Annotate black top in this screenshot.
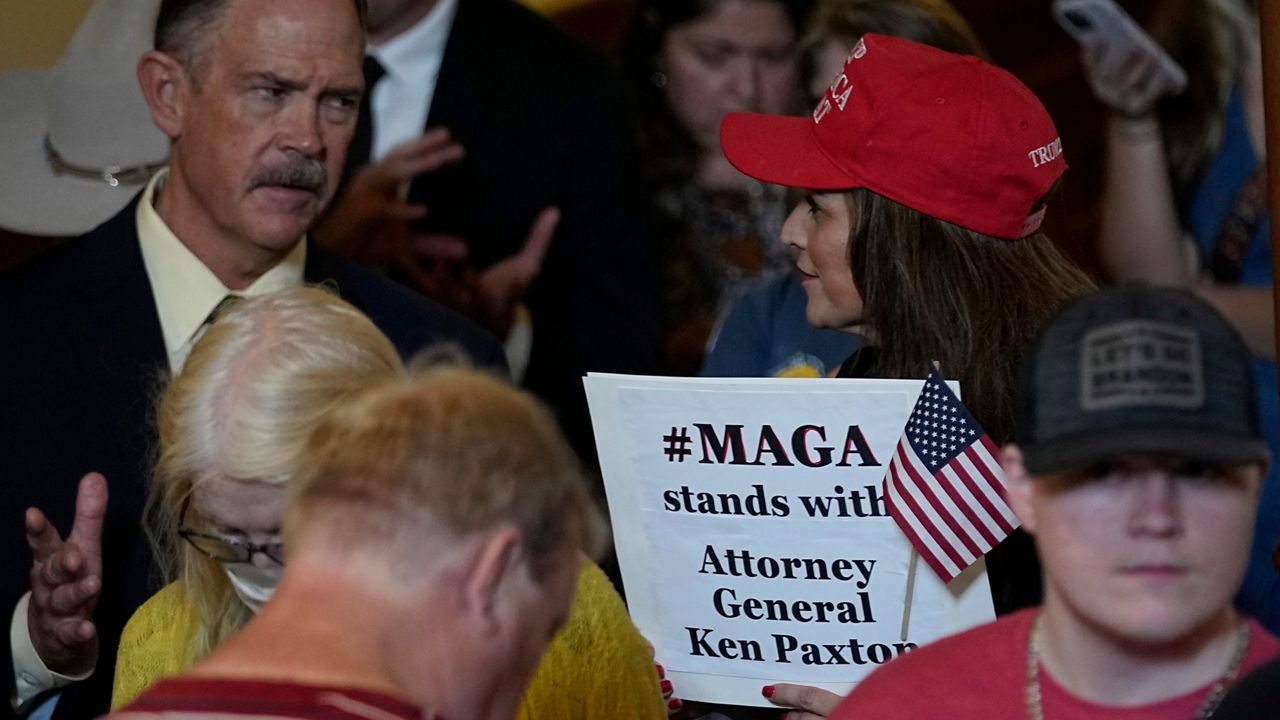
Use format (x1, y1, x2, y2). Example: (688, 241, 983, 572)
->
(1214, 657, 1280, 720)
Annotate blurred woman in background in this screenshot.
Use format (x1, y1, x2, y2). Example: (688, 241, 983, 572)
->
(623, 0, 812, 375)
(1086, 0, 1278, 632)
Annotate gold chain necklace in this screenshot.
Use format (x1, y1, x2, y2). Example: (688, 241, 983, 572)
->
(1025, 614, 1250, 720)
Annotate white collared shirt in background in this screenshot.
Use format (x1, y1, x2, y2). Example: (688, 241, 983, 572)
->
(367, 0, 459, 161)
(360, 0, 531, 380)
(135, 169, 306, 371)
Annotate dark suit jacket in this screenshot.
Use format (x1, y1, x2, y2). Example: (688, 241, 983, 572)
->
(404, 0, 660, 459)
(0, 198, 503, 719)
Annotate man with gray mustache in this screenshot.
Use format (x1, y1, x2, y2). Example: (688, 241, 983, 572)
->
(248, 159, 329, 201)
(0, 1, 503, 717)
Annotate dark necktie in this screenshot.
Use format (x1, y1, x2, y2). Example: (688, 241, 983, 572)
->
(341, 54, 387, 188)
(176, 294, 243, 371)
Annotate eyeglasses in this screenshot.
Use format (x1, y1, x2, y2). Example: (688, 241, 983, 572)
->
(177, 496, 285, 566)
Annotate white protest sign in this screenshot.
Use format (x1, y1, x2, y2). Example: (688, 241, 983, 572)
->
(585, 374, 995, 706)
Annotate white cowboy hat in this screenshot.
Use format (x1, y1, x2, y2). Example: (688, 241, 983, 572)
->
(0, 0, 169, 236)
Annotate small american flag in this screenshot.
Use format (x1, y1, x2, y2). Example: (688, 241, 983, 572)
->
(882, 368, 1019, 582)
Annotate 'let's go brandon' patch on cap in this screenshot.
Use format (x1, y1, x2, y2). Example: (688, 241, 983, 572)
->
(1081, 320, 1203, 411)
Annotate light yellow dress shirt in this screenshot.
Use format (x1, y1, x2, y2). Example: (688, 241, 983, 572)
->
(135, 169, 306, 372)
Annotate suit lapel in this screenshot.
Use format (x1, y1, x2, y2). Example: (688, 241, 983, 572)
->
(72, 199, 169, 399)
(304, 238, 350, 288)
(425, 0, 479, 130)
(65, 201, 170, 668)
(414, 0, 508, 244)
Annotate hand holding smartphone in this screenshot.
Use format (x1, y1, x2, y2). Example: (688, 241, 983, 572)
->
(1053, 0, 1187, 115)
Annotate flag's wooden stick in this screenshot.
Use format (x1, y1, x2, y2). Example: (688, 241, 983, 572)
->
(901, 546, 918, 642)
(1263, 0, 1280, 371)
(899, 362, 946, 641)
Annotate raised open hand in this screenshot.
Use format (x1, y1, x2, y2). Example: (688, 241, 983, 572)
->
(472, 206, 559, 336)
(316, 127, 465, 267)
(26, 472, 108, 676)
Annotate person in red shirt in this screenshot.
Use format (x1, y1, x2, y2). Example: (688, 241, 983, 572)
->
(825, 285, 1279, 719)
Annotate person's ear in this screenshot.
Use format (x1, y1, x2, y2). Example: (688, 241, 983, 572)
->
(460, 526, 524, 635)
(137, 50, 188, 140)
(1001, 444, 1037, 534)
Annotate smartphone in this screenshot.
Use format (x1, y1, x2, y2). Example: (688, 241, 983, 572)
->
(1052, 0, 1187, 95)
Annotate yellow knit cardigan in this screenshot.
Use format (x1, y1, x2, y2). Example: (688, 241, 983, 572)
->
(112, 561, 665, 719)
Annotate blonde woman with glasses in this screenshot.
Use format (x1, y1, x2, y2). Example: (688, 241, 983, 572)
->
(112, 287, 665, 719)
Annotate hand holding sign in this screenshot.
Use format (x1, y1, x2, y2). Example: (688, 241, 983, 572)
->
(763, 683, 841, 720)
(26, 472, 107, 675)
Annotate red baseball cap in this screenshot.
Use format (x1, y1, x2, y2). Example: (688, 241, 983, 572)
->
(720, 34, 1065, 240)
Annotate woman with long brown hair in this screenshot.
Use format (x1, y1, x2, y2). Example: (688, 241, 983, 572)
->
(719, 31, 1095, 717)
(622, 0, 813, 374)
(700, 0, 989, 380)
